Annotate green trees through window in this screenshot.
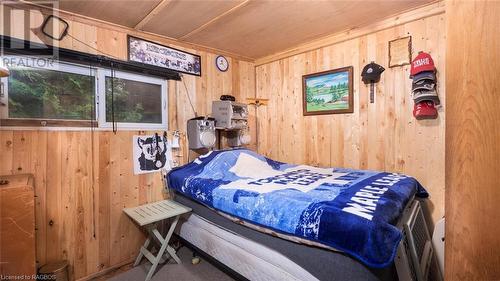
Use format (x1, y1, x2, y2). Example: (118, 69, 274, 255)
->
(105, 77, 162, 124)
(4, 62, 167, 128)
(8, 68, 94, 120)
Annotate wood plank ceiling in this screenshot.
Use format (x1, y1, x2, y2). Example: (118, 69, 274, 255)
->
(40, 0, 434, 60)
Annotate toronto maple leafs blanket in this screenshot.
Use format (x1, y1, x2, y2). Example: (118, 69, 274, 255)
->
(167, 149, 428, 268)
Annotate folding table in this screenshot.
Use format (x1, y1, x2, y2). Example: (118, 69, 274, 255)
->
(123, 200, 192, 281)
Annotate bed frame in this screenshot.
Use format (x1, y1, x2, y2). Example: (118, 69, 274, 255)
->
(175, 235, 249, 281)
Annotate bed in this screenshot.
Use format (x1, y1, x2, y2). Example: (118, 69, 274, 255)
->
(167, 149, 434, 281)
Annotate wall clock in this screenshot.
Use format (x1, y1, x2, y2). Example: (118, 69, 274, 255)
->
(216, 55, 229, 72)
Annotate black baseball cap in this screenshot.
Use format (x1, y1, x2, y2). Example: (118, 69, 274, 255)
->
(361, 62, 385, 84)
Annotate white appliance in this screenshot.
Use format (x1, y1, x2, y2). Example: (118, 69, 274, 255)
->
(187, 117, 216, 150)
(395, 200, 442, 281)
(211, 100, 248, 129)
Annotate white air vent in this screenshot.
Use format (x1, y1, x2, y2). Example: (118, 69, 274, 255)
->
(395, 200, 441, 281)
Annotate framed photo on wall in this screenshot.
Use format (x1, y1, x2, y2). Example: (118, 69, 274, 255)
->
(127, 35, 201, 76)
(388, 36, 412, 68)
(302, 66, 354, 115)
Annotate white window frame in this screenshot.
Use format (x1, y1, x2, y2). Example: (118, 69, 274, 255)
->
(97, 69, 168, 130)
(1, 56, 169, 130)
(0, 76, 8, 119)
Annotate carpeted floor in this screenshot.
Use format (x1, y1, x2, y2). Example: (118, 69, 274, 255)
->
(108, 246, 235, 281)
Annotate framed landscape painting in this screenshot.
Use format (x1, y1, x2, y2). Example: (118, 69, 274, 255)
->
(302, 66, 353, 115)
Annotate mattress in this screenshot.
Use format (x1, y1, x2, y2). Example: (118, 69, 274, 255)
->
(176, 212, 318, 281)
(167, 149, 427, 268)
(174, 193, 397, 281)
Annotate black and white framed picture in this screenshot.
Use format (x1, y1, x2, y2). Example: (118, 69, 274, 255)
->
(128, 35, 201, 76)
(133, 134, 172, 175)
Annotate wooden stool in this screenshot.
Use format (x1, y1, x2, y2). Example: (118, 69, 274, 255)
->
(123, 200, 191, 281)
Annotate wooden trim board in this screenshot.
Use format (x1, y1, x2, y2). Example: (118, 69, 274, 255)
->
(134, 0, 174, 30)
(1, 119, 97, 127)
(75, 257, 135, 281)
(178, 0, 251, 40)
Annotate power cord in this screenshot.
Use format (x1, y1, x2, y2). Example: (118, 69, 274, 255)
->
(180, 74, 197, 117)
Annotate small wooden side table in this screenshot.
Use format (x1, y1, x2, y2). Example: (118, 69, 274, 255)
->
(123, 200, 191, 281)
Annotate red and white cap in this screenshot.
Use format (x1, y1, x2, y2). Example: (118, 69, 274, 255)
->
(410, 52, 435, 77)
(413, 101, 438, 120)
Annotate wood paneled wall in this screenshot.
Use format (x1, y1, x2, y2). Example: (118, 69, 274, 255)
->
(0, 3, 255, 280)
(1, 2, 452, 280)
(0, 131, 176, 279)
(255, 13, 446, 223)
(445, 0, 500, 280)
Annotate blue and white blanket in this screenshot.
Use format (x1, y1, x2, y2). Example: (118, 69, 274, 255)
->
(167, 149, 428, 268)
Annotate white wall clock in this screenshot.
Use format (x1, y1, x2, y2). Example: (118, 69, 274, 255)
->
(216, 55, 229, 72)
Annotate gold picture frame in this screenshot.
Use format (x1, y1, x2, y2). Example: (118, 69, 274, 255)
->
(388, 36, 412, 68)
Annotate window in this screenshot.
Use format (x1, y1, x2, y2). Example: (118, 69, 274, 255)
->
(1, 60, 96, 124)
(0, 58, 167, 129)
(99, 70, 167, 129)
